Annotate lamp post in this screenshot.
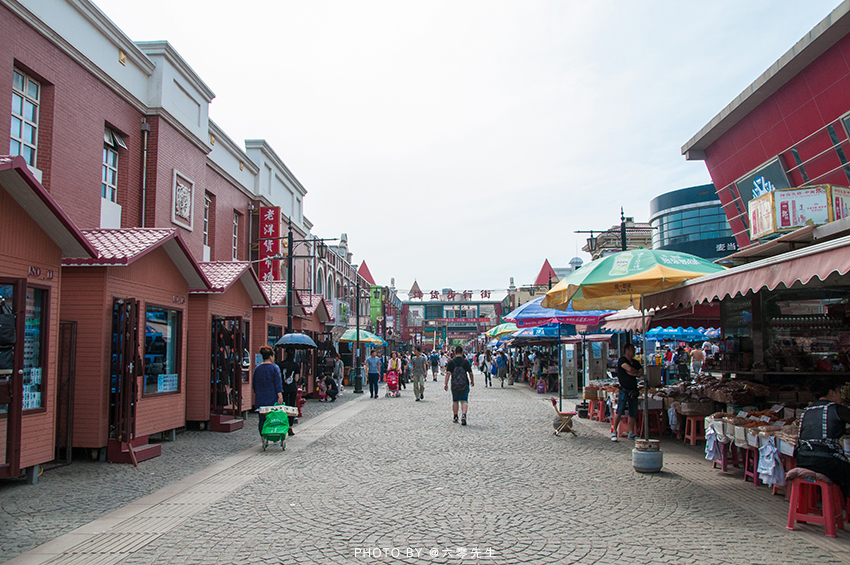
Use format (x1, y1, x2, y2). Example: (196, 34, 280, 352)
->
(353, 271, 364, 394)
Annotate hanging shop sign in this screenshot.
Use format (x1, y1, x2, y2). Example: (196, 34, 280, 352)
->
(258, 206, 280, 282)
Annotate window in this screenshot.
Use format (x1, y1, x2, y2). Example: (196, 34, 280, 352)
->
(232, 212, 239, 260)
(102, 147, 118, 201)
(327, 274, 334, 300)
(144, 306, 180, 394)
(10, 69, 40, 166)
(316, 269, 324, 295)
(203, 196, 211, 246)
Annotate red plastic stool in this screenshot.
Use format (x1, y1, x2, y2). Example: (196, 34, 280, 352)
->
(786, 467, 845, 538)
(588, 400, 600, 421)
(743, 446, 761, 486)
(683, 416, 705, 446)
(637, 409, 663, 437)
(713, 442, 742, 472)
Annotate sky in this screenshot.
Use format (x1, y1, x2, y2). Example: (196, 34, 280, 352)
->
(95, 0, 841, 294)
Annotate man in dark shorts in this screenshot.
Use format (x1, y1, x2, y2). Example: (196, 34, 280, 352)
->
(444, 345, 474, 425)
(277, 348, 301, 436)
(612, 343, 643, 442)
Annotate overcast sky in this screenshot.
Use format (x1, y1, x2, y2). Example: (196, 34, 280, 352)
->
(97, 0, 840, 294)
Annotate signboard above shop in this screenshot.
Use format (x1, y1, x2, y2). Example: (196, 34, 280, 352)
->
(748, 184, 846, 240)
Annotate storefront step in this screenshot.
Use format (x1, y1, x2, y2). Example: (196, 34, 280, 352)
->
(105, 438, 162, 464)
(209, 414, 244, 433)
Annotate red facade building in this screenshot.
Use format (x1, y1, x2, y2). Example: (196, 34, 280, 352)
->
(683, 1, 850, 247)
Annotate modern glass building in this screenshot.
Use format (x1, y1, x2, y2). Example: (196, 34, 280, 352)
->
(649, 184, 737, 261)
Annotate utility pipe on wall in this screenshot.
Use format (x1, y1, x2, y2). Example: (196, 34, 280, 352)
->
(140, 119, 151, 228)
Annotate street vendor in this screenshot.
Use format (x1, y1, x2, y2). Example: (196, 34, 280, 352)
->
(795, 378, 850, 497)
(611, 343, 643, 442)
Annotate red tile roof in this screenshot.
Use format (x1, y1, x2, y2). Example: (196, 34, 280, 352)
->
(195, 261, 250, 292)
(0, 155, 96, 259)
(261, 281, 288, 306)
(297, 292, 332, 321)
(65, 228, 173, 265)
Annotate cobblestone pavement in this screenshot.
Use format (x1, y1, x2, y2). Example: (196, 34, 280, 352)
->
(4, 376, 850, 564)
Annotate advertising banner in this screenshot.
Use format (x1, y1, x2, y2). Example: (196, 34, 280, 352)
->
(833, 186, 850, 221)
(258, 206, 280, 281)
(748, 193, 776, 240)
(774, 186, 830, 229)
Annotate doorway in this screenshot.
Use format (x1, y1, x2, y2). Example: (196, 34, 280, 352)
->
(210, 316, 243, 417)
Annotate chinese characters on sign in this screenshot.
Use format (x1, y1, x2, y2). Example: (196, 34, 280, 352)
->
(258, 206, 280, 282)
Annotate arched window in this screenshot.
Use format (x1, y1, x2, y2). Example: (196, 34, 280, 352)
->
(327, 274, 334, 300)
(316, 268, 324, 295)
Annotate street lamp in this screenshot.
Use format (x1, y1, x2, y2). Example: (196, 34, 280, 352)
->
(352, 269, 367, 394)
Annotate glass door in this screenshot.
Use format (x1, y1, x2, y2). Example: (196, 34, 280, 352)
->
(210, 316, 243, 416)
(110, 298, 139, 444)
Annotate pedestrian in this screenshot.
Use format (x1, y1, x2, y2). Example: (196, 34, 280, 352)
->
(323, 372, 339, 402)
(480, 350, 493, 387)
(795, 378, 850, 498)
(366, 349, 382, 398)
(430, 350, 440, 381)
(496, 350, 509, 387)
(277, 347, 301, 436)
(690, 346, 705, 376)
(333, 352, 344, 393)
(675, 346, 690, 380)
(611, 343, 643, 442)
(252, 345, 283, 438)
(444, 345, 474, 425)
(410, 346, 428, 401)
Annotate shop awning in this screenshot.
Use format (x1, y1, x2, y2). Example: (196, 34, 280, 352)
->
(645, 233, 850, 310)
(600, 307, 653, 333)
(561, 334, 613, 344)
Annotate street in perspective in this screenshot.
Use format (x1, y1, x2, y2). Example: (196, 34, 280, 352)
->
(4, 0, 850, 564)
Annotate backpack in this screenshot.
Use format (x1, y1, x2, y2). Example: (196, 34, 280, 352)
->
(449, 360, 469, 393)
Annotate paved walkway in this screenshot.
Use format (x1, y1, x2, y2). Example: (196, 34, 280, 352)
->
(2, 375, 849, 564)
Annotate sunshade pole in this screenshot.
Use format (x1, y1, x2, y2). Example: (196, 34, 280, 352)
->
(641, 294, 649, 441)
(558, 323, 562, 412)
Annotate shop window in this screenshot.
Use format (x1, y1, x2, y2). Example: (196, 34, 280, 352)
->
(10, 69, 40, 166)
(22, 288, 46, 410)
(144, 306, 180, 394)
(241, 319, 250, 382)
(268, 325, 282, 348)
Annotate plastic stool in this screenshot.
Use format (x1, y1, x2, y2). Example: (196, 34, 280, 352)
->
(683, 416, 705, 446)
(743, 446, 761, 486)
(713, 442, 742, 472)
(786, 467, 845, 538)
(588, 400, 601, 421)
(637, 409, 663, 437)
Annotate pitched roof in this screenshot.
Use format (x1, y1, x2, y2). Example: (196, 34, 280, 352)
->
(358, 261, 376, 285)
(533, 259, 558, 287)
(409, 280, 422, 295)
(190, 261, 269, 305)
(296, 292, 332, 322)
(0, 155, 96, 258)
(62, 228, 209, 288)
(259, 281, 306, 315)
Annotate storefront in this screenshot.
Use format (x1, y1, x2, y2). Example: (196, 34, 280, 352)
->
(646, 228, 850, 392)
(0, 156, 96, 481)
(292, 292, 331, 395)
(187, 262, 269, 432)
(61, 228, 209, 464)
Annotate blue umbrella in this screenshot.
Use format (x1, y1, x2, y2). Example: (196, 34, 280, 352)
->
(275, 333, 317, 349)
(511, 323, 576, 340)
(504, 297, 615, 328)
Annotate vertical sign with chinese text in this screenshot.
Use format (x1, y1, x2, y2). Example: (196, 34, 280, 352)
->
(258, 207, 280, 281)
